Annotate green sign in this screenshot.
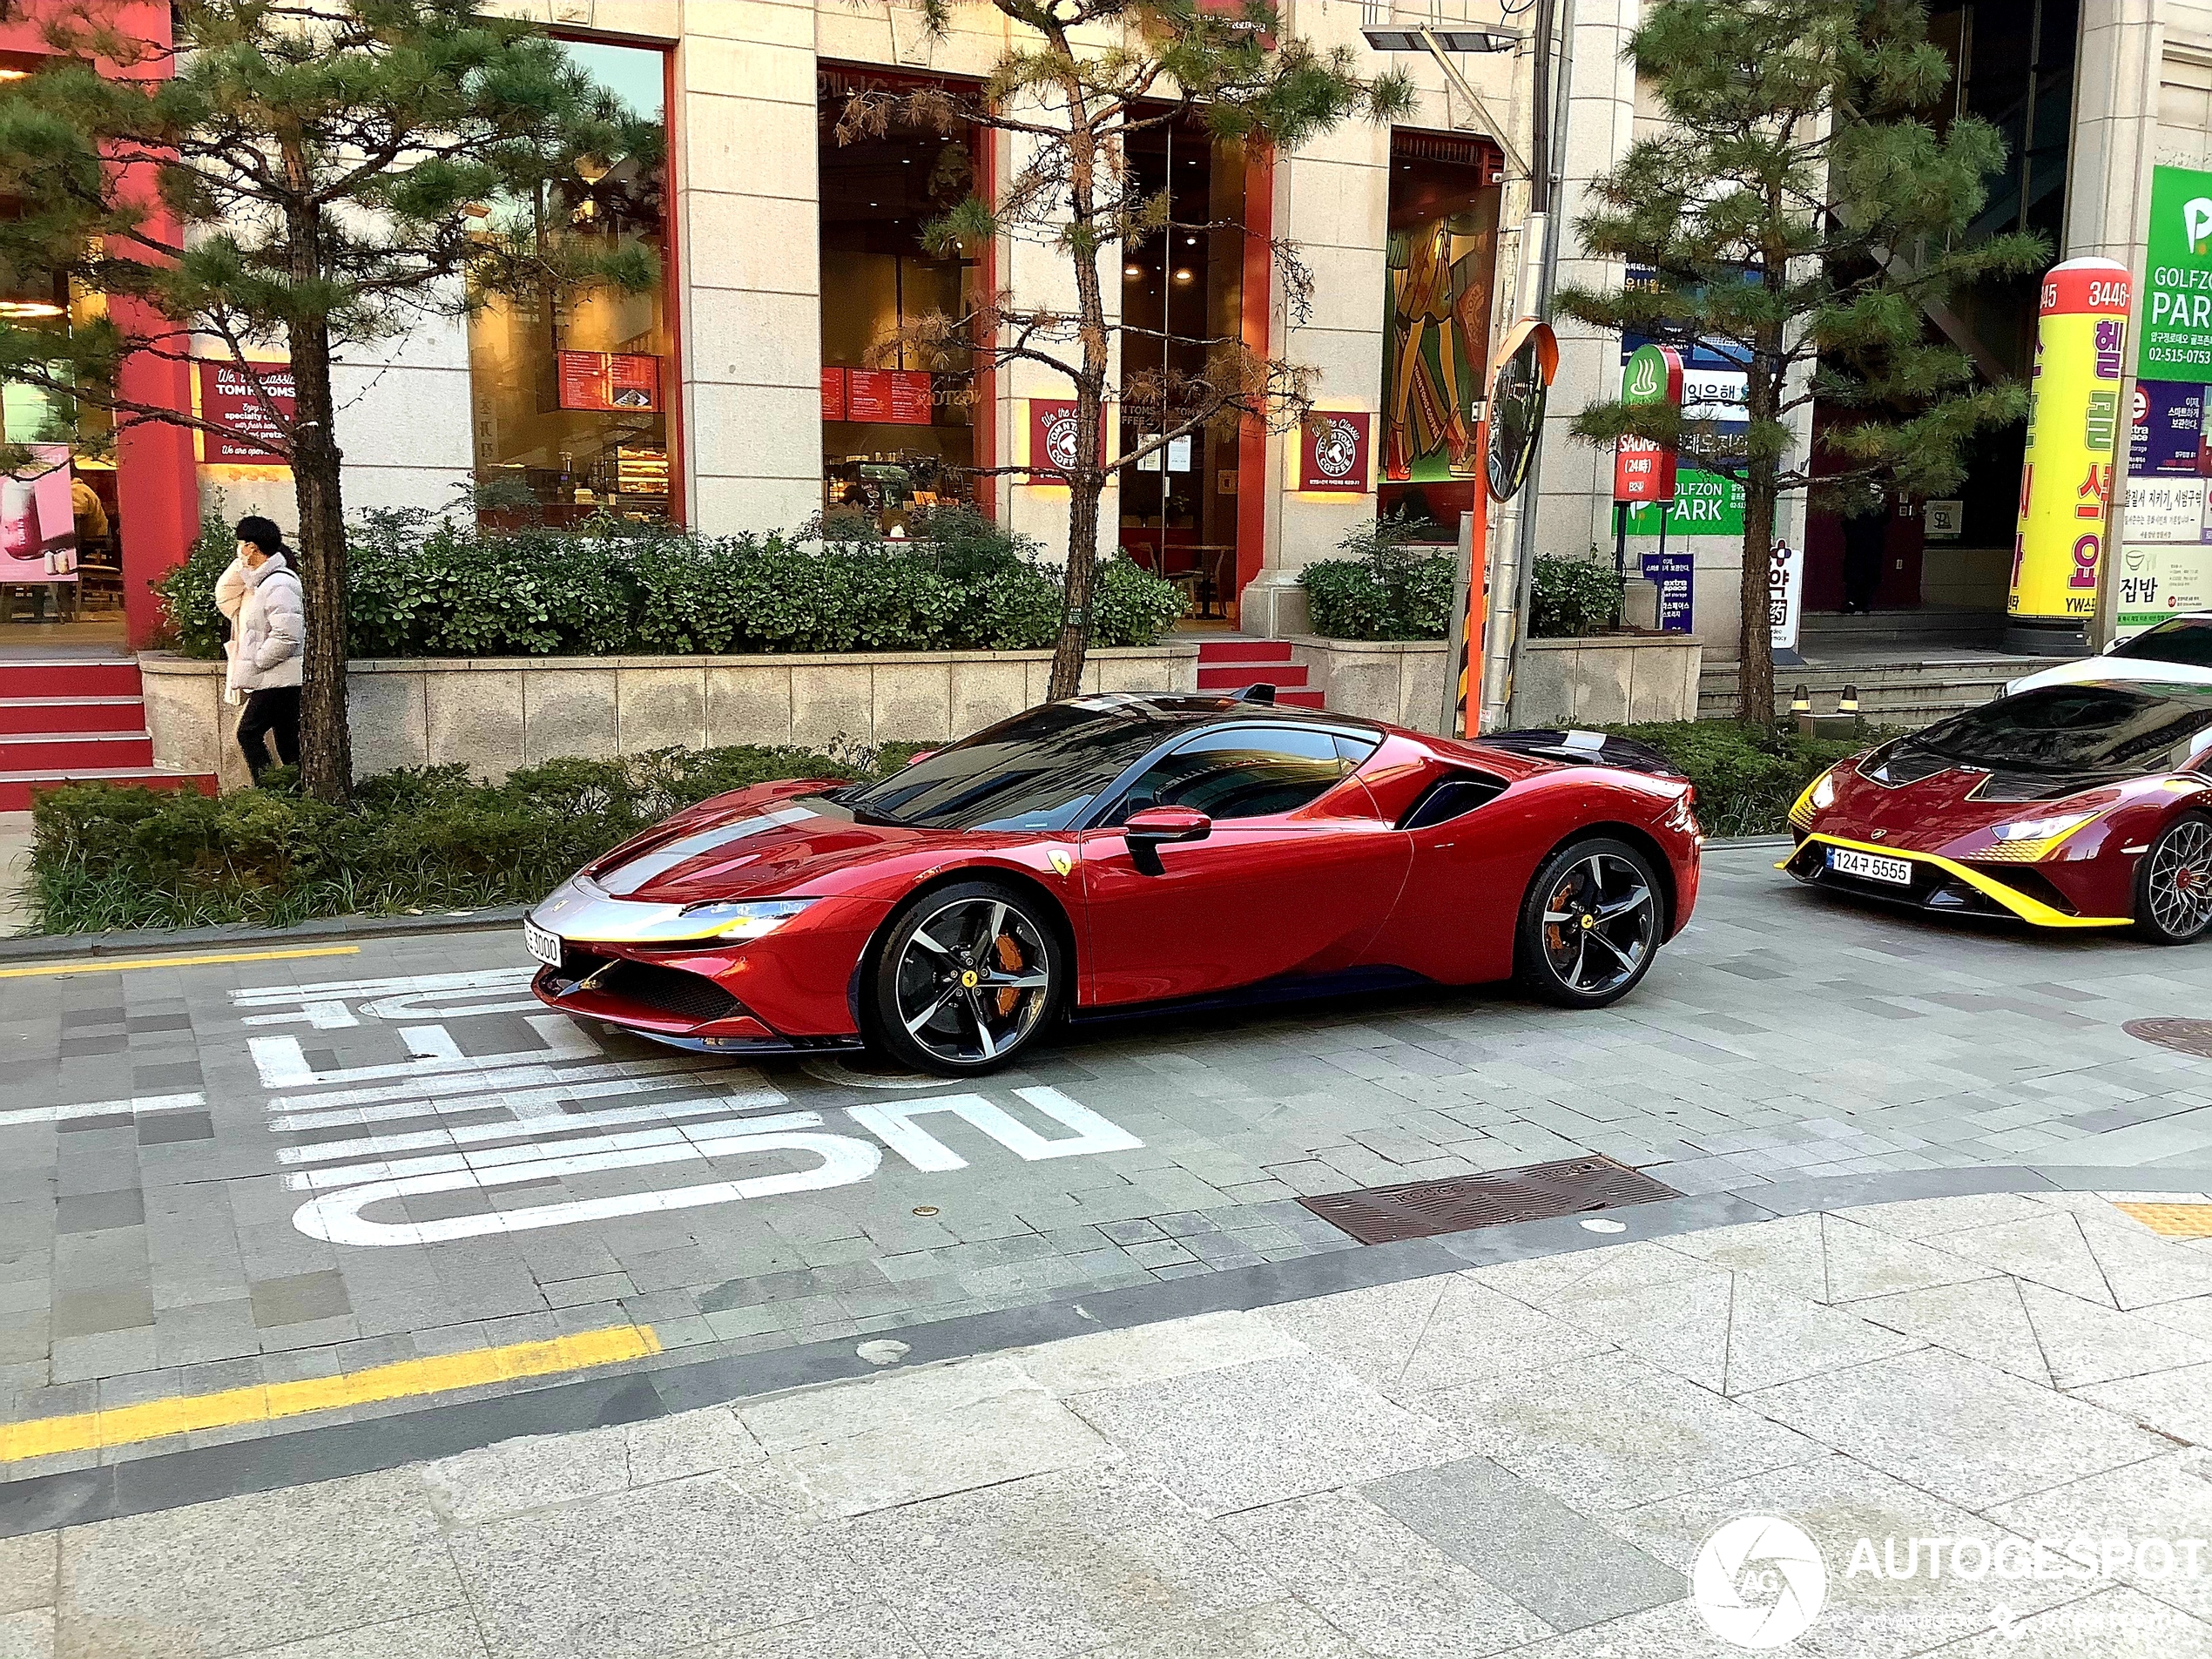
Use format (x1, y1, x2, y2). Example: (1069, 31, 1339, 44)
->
(1624, 467, 1744, 536)
(2141, 165, 2212, 381)
(1622, 344, 1672, 403)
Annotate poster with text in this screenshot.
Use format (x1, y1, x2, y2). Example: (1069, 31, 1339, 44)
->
(557, 351, 661, 413)
(2140, 165, 2212, 382)
(2116, 541, 2212, 633)
(2132, 379, 2206, 475)
(1, 443, 77, 582)
(199, 360, 295, 462)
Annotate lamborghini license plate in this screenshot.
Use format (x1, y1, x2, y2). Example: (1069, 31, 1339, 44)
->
(523, 917, 564, 968)
(1830, 846, 1912, 887)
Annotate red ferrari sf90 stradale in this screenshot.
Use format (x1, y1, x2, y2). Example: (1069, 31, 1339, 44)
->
(1784, 679, 2212, 942)
(523, 694, 1703, 1075)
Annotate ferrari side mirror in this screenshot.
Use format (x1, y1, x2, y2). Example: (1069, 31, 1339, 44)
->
(1124, 806, 1212, 874)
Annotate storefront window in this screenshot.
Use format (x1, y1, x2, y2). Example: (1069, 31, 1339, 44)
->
(468, 39, 671, 526)
(818, 68, 980, 534)
(1379, 132, 1501, 532)
(1116, 119, 1247, 617)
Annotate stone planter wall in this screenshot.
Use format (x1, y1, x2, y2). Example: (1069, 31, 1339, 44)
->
(142, 644, 1201, 792)
(1280, 633, 1702, 738)
(1508, 635, 1703, 728)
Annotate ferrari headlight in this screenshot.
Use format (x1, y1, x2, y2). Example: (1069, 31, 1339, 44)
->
(1991, 811, 2095, 843)
(678, 898, 819, 941)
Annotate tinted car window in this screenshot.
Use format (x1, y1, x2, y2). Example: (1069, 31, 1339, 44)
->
(1908, 684, 2212, 774)
(1115, 727, 1352, 823)
(844, 701, 1187, 832)
(2112, 617, 2212, 669)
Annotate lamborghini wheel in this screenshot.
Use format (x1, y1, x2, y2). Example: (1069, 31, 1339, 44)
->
(1514, 836, 1664, 1008)
(868, 880, 1065, 1075)
(2134, 813, 2212, 945)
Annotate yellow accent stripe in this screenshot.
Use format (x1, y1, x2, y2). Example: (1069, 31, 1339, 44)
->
(2114, 1202, 2212, 1238)
(0, 1323, 659, 1462)
(1782, 833, 2133, 929)
(0, 945, 360, 980)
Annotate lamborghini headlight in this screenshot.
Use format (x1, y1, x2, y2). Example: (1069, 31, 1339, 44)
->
(678, 898, 819, 941)
(1789, 768, 1837, 830)
(1982, 811, 2098, 862)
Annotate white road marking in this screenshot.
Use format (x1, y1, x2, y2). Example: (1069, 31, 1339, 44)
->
(847, 1086, 1146, 1172)
(0, 1092, 206, 1130)
(293, 1127, 882, 1247)
(277, 1092, 801, 1170)
(268, 1062, 775, 1133)
(265, 1052, 715, 1116)
(280, 1109, 828, 1190)
(250, 1014, 595, 1089)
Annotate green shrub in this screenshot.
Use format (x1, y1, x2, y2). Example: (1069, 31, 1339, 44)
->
(150, 511, 239, 659)
(1531, 554, 1626, 638)
(1602, 719, 1871, 838)
(27, 743, 924, 935)
(149, 506, 1188, 662)
(1298, 513, 1455, 640)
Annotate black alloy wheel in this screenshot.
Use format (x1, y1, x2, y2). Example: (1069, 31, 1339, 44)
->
(869, 879, 1065, 1074)
(2135, 813, 2212, 945)
(1514, 836, 1665, 1008)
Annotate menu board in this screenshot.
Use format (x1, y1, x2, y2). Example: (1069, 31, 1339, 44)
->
(821, 367, 847, 421)
(842, 368, 933, 425)
(557, 350, 661, 413)
(198, 360, 295, 462)
(888, 371, 933, 424)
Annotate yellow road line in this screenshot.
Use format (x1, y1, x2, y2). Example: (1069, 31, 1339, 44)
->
(0, 944, 361, 980)
(2114, 1201, 2212, 1239)
(0, 1324, 660, 1462)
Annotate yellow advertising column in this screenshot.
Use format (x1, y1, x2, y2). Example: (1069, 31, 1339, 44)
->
(2007, 257, 2132, 651)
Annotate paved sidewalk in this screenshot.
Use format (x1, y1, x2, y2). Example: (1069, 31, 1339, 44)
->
(13, 1188, 2212, 1657)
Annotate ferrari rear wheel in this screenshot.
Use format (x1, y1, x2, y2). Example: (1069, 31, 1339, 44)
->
(1514, 837, 1663, 1008)
(2135, 813, 2212, 945)
(869, 880, 1064, 1075)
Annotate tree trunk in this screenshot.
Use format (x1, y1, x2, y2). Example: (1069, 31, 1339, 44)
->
(1737, 342, 1781, 726)
(1049, 457, 1103, 698)
(286, 315, 354, 799)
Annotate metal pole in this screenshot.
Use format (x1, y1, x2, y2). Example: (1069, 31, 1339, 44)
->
(1481, 0, 1571, 730)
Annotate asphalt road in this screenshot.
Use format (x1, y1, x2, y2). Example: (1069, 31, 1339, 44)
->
(4, 839, 2212, 1482)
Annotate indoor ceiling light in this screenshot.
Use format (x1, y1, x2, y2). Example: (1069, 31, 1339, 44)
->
(0, 300, 64, 320)
(0, 70, 30, 83)
(1124, 263, 1143, 279)
(1173, 267, 1194, 284)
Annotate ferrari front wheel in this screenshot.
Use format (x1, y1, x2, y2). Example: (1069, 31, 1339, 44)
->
(2134, 813, 2212, 945)
(868, 880, 1065, 1075)
(1515, 837, 1664, 1008)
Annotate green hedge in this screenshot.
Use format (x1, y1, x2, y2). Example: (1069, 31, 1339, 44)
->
(1602, 720, 1870, 839)
(155, 508, 1186, 661)
(1531, 555, 1626, 638)
(1297, 515, 1455, 640)
(28, 745, 924, 934)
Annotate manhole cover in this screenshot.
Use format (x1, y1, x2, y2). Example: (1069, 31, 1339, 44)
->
(1298, 1155, 1680, 1246)
(2125, 1018, 2212, 1060)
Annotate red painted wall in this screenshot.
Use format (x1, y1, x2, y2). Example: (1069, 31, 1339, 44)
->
(3, 5, 202, 650)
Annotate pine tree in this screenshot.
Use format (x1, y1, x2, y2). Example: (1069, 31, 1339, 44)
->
(0, 1, 654, 798)
(841, 0, 1411, 697)
(1554, 0, 2044, 723)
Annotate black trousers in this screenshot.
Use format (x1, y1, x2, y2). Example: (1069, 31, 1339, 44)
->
(237, 685, 301, 780)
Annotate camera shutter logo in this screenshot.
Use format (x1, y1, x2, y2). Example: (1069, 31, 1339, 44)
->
(1312, 417, 1359, 481)
(1691, 1516, 1828, 1649)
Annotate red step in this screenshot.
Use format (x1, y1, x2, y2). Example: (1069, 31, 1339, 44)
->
(1273, 689, 1326, 709)
(0, 659, 141, 699)
(1198, 663, 1309, 691)
(0, 697, 143, 734)
(0, 731, 153, 772)
(0, 768, 215, 812)
(1197, 637, 1295, 666)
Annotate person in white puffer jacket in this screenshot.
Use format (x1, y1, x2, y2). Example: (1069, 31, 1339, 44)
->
(214, 515, 305, 782)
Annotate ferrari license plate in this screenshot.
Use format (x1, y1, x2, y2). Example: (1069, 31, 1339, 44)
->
(523, 917, 564, 968)
(1831, 846, 1913, 887)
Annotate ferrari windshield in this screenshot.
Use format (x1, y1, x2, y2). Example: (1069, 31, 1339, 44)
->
(1905, 683, 2212, 774)
(841, 699, 1197, 832)
(2110, 616, 2212, 669)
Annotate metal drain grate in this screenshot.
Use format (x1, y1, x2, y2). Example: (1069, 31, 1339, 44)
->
(2125, 1017, 2212, 1061)
(1298, 1155, 1681, 1245)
